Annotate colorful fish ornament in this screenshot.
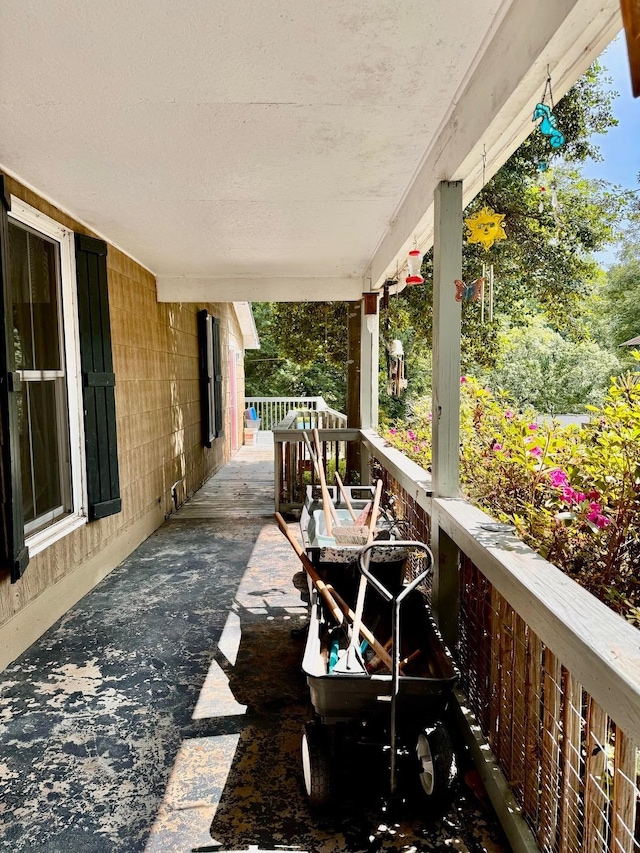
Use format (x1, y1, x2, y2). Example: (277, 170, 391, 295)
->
(532, 103, 565, 149)
(454, 277, 484, 303)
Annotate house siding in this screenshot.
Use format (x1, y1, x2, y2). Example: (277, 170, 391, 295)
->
(0, 177, 245, 666)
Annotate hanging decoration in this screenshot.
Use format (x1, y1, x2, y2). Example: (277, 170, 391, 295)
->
(405, 248, 424, 285)
(464, 148, 506, 252)
(362, 291, 379, 334)
(535, 158, 562, 228)
(479, 264, 495, 323)
(387, 339, 407, 397)
(454, 277, 484, 303)
(532, 70, 565, 150)
(464, 206, 507, 251)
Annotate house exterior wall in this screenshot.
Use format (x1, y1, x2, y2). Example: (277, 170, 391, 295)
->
(0, 177, 245, 668)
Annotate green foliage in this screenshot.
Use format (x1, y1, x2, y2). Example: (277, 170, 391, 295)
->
(380, 64, 628, 419)
(383, 371, 640, 624)
(602, 242, 640, 348)
(244, 302, 348, 409)
(476, 315, 621, 412)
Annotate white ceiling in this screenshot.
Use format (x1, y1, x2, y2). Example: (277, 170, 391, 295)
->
(0, 0, 621, 301)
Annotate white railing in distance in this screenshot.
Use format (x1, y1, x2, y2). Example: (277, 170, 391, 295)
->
(245, 396, 328, 430)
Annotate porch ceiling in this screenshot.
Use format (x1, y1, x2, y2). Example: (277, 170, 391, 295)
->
(0, 0, 621, 303)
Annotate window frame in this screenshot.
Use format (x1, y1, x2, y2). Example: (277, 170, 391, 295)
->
(8, 198, 88, 555)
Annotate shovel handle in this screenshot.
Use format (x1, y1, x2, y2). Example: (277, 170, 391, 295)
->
(274, 513, 396, 672)
(367, 479, 383, 544)
(334, 471, 357, 522)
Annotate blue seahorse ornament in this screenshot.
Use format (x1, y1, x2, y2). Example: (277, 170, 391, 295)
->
(532, 103, 565, 150)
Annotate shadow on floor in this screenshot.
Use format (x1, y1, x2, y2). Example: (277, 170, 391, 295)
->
(0, 515, 510, 853)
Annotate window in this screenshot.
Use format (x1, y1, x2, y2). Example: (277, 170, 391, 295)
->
(1, 180, 121, 583)
(6, 200, 86, 551)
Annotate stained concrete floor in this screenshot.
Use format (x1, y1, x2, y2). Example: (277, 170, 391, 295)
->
(0, 436, 511, 853)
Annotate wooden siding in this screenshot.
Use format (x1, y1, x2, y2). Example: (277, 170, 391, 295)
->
(0, 177, 245, 652)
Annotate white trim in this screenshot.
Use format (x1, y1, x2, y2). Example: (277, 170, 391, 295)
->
(156, 275, 363, 303)
(8, 197, 88, 547)
(26, 514, 87, 558)
(232, 302, 260, 350)
(17, 370, 65, 380)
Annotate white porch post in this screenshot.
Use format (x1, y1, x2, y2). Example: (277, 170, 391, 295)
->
(360, 299, 379, 431)
(431, 180, 463, 650)
(432, 180, 463, 497)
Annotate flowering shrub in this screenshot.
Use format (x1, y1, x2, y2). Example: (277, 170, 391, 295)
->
(383, 364, 640, 624)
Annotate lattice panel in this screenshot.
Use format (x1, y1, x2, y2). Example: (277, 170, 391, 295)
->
(459, 555, 639, 853)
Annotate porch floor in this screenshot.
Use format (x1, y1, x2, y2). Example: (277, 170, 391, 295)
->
(0, 434, 509, 853)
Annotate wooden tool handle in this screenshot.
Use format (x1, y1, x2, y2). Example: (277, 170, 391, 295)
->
(312, 428, 337, 533)
(334, 471, 357, 522)
(275, 513, 343, 624)
(367, 479, 383, 544)
(275, 512, 395, 671)
(328, 588, 402, 674)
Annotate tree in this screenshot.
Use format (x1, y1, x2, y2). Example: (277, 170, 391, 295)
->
(480, 314, 621, 413)
(601, 238, 640, 350)
(379, 62, 631, 416)
(244, 302, 349, 409)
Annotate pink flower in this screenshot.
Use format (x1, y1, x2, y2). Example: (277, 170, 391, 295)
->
(528, 423, 538, 431)
(530, 445, 543, 457)
(407, 430, 416, 440)
(413, 444, 420, 452)
(548, 468, 569, 488)
(562, 487, 586, 505)
(460, 376, 467, 384)
(493, 443, 503, 451)
(389, 428, 397, 434)
(504, 410, 514, 419)
(587, 505, 610, 528)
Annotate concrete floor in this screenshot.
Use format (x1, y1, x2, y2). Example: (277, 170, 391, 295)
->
(0, 435, 510, 852)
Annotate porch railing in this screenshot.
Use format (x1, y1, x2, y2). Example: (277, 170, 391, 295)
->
(244, 396, 339, 430)
(273, 416, 355, 512)
(277, 423, 640, 853)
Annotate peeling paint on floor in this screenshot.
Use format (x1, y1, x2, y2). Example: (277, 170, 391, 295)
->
(0, 451, 511, 852)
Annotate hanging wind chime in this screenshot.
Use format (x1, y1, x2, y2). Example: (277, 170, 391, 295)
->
(532, 69, 564, 234)
(460, 149, 505, 321)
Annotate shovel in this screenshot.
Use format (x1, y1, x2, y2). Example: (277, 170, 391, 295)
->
(332, 479, 383, 675)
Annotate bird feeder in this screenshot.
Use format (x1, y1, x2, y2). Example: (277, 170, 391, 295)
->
(405, 249, 424, 285)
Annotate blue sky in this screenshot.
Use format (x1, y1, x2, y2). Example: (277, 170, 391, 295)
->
(580, 32, 639, 265)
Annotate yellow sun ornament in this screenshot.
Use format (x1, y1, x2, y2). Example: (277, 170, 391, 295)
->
(464, 206, 507, 251)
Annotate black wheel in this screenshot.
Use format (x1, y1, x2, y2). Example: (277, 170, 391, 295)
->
(416, 724, 456, 799)
(301, 722, 332, 810)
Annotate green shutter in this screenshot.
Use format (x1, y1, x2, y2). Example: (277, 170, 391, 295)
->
(198, 310, 223, 445)
(75, 234, 121, 520)
(212, 316, 224, 438)
(198, 309, 214, 447)
(0, 176, 29, 582)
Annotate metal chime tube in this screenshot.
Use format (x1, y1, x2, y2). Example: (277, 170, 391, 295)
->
(488, 264, 494, 322)
(481, 263, 486, 324)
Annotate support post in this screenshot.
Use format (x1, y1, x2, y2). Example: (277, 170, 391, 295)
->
(431, 180, 463, 648)
(432, 180, 463, 497)
(360, 299, 379, 431)
(346, 301, 361, 482)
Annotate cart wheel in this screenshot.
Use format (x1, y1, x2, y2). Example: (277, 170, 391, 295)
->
(416, 725, 456, 798)
(301, 722, 332, 810)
